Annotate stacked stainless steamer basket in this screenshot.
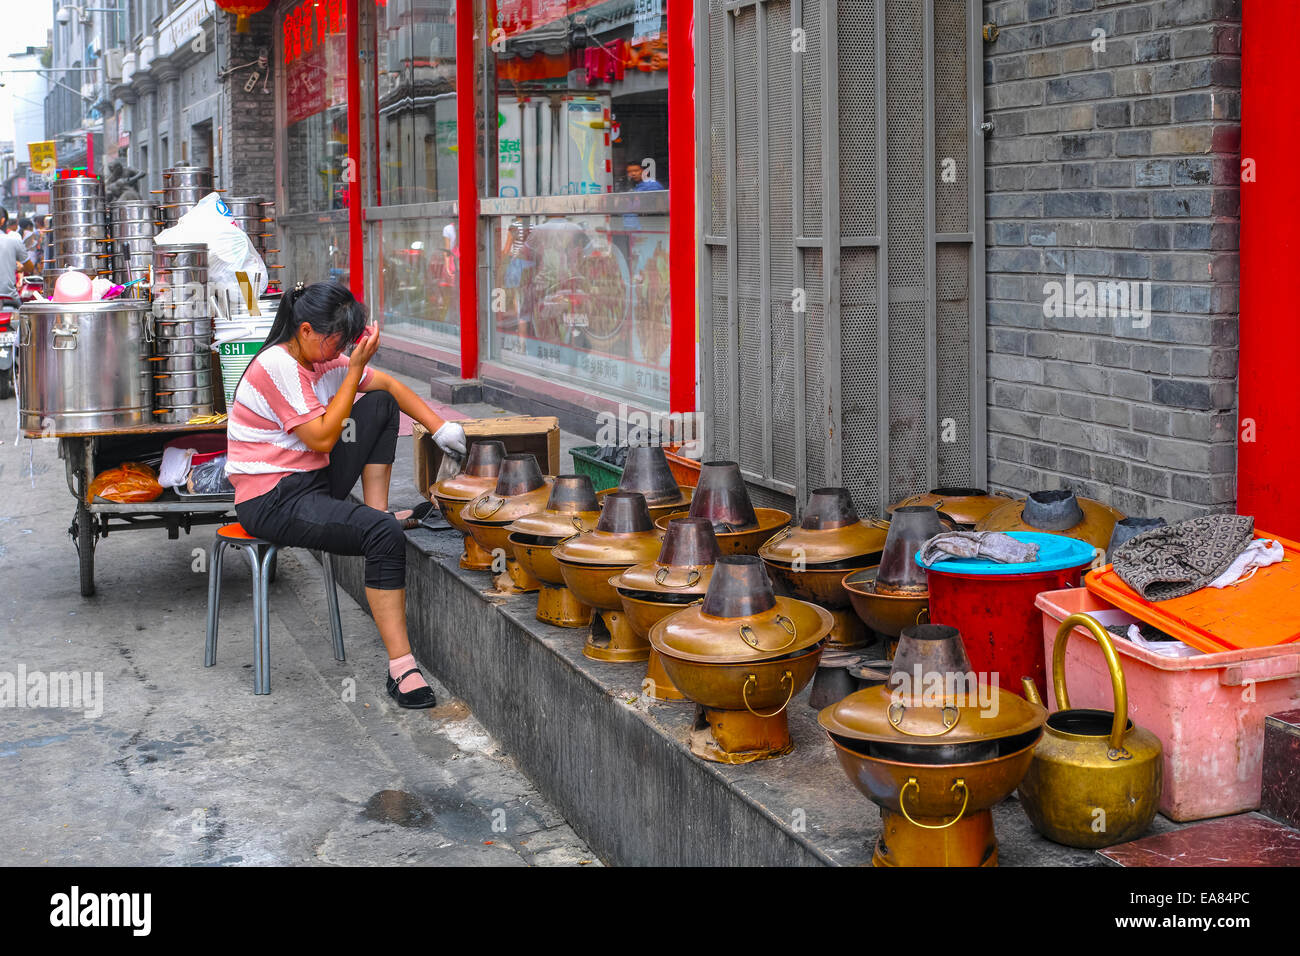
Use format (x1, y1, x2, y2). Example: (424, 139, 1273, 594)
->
(224, 196, 282, 282)
(50, 176, 112, 279)
(110, 200, 157, 296)
(150, 243, 215, 423)
(157, 165, 214, 225)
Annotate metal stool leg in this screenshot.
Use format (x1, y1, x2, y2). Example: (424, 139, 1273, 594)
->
(256, 544, 278, 695)
(241, 544, 267, 694)
(321, 551, 346, 662)
(204, 538, 228, 667)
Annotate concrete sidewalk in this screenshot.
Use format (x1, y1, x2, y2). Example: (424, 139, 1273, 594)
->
(0, 387, 596, 867)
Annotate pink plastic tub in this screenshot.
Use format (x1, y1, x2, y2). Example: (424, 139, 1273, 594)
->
(1035, 588, 1300, 822)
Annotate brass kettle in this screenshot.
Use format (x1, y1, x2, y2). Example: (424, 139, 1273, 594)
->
(1018, 613, 1163, 849)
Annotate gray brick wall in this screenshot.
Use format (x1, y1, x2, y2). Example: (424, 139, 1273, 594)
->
(218, 10, 277, 200)
(982, 0, 1240, 523)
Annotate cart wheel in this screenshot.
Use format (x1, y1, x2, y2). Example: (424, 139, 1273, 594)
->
(75, 503, 97, 597)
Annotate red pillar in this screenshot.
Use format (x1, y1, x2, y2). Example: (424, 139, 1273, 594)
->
(667, 0, 696, 413)
(456, 0, 479, 380)
(345, 0, 365, 297)
(1238, 1, 1300, 537)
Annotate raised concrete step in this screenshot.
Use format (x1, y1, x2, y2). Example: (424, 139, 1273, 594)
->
(327, 528, 1166, 866)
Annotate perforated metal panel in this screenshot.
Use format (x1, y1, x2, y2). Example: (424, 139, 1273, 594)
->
(697, 0, 984, 516)
(801, 0, 822, 235)
(709, 0, 729, 235)
(934, 0, 970, 235)
(885, 0, 929, 506)
(937, 243, 973, 485)
(768, 1, 797, 485)
(804, 248, 826, 485)
(837, 0, 877, 238)
(841, 247, 881, 512)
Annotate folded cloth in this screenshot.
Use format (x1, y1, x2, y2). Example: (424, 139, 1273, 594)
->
(1112, 513, 1255, 602)
(1209, 538, 1284, 588)
(920, 531, 1040, 566)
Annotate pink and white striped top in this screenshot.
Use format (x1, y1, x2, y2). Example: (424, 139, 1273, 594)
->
(225, 344, 375, 504)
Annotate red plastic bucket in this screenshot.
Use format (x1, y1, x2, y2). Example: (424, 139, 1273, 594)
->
(921, 532, 1097, 692)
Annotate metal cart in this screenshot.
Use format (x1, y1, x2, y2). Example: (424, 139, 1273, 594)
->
(38, 422, 237, 597)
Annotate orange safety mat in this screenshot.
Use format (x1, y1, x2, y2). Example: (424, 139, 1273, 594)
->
(1085, 531, 1300, 653)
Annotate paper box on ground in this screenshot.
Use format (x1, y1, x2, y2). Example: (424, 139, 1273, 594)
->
(413, 416, 561, 499)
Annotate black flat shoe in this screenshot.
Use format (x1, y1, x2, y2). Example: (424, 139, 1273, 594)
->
(387, 667, 437, 709)
(392, 502, 435, 531)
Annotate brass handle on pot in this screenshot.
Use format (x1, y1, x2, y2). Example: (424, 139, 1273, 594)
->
(1053, 612, 1131, 760)
(742, 671, 794, 718)
(898, 777, 969, 830)
(557, 516, 589, 542)
(655, 566, 701, 588)
(471, 495, 504, 519)
(916, 607, 930, 626)
(888, 702, 959, 736)
(739, 615, 797, 652)
(764, 526, 793, 548)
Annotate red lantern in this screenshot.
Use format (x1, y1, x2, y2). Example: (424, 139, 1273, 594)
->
(215, 0, 272, 33)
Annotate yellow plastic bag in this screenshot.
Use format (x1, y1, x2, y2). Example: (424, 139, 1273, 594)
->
(86, 462, 164, 504)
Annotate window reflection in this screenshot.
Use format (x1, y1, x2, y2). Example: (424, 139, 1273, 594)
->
(376, 0, 458, 205)
(491, 0, 670, 198)
(489, 212, 670, 404)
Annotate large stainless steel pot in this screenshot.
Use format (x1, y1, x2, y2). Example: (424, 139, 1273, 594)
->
(17, 300, 152, 432)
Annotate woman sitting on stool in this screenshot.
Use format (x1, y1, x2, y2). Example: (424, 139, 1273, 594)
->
(225, 281, 467, 708)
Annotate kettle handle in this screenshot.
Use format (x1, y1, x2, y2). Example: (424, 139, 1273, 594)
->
(1053, 612, 1131, 759)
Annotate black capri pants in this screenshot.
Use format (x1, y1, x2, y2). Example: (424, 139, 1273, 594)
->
(236, 390, 406, 589)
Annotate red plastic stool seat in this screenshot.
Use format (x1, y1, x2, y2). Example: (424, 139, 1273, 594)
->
(217, 522, 263, 542)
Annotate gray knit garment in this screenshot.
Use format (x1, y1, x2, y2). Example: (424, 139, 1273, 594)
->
(1111, 514, 1255, 602)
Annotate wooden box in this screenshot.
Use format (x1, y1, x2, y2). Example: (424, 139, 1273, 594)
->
(413, 416, 561, 499)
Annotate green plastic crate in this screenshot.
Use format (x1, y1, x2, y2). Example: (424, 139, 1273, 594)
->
(570, 446, 623, 491)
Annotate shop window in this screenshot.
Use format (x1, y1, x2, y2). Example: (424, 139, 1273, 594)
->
(279, 0, 351, 284)
(373, 217, 460, 341)
(373, 0, 458, 206)
(485, 0, 672, 407)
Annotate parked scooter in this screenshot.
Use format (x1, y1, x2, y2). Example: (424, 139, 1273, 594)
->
(0, 272, 36, 399)
(0, 292, 16, 400)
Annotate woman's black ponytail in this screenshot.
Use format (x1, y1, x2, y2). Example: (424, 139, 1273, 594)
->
(232, 281, 368, 399)
(254, 289, 302, 359)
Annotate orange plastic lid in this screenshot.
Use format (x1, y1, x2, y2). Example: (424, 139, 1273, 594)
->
(1085, 530, 1300, 653)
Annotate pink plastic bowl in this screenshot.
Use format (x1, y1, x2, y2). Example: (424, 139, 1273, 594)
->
(53, 271, 94, 303)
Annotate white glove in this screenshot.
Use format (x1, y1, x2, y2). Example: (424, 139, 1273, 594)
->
(433, 421, 467, 458)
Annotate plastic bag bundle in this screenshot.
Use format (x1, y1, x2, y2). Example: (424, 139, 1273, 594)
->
(188, 456, 235, 495)
(86, 462, 164, 504)
(154, 194, 268, 297)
